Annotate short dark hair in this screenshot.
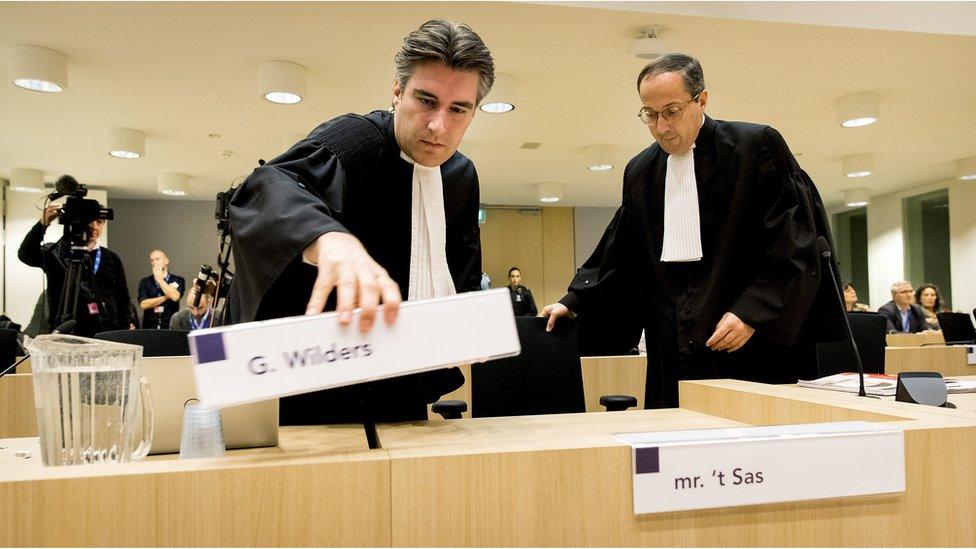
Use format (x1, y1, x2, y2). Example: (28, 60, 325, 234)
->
(508, 267, 520, 276)
(843, 281, 855, 291)
(636, 53, 705, 98)
(394, 19, 495, 104)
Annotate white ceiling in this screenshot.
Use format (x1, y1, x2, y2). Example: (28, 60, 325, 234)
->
(1, 1, 975, 208)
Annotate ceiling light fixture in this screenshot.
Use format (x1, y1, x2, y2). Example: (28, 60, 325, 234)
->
(9, 168, 46, 193)
(844, 188, 870, 208)
(108, 127, 145, 159)
(628, 25, 665, 60)
(836, 92, 879, 128)
(956, 157, 976, 181)
(8, 45, 67, 93)
(842, 154, 874, 178)
(480, 73, 517, 113)
(157, 172, 189, 197)
(259, 61, 307, 105)
(585, 144, 615, 171)
(537, 182, 563, 203)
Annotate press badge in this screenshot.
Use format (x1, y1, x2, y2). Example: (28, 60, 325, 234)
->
(87, 302, 99, 315)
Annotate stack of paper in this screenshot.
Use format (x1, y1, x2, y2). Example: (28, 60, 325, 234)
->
(797, 372, 976, 397)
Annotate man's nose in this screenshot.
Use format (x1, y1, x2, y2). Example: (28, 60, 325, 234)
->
(655, 116, 671, 134)
(428, 110, 449, 135)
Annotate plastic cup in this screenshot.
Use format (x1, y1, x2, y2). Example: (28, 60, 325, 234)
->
(179, 403, 225, 459)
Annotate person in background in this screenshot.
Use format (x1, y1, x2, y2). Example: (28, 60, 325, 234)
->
(170, 284, 213, 331)
(137, 250, 185, 330)
(18, 201, 130, 338)
(878, 281, 928, 333)
(480, 272, 492, 290)
(507, 267, 537, 316)
(843, 282, 871, 312)
(915, 283, 949, 330)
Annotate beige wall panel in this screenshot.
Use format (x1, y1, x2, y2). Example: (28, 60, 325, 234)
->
(886, 332, 945, 347)
(885, 345, 973, 377)
(480, 208, 544, 296)
(580, 355, 646, 411)
(541, 207, 576, 307)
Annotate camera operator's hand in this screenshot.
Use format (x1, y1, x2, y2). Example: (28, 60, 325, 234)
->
(40, 205, 60, 227)
(302, 232, 401, 332)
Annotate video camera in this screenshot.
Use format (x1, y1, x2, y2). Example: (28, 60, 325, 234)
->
(50, 175, 113, 252)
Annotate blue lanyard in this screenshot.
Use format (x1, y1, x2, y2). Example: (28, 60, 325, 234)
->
(189, 308, 211, 331)
(92, 247, 102, 275)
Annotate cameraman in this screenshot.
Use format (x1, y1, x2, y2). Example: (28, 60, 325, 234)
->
(18, 204, 131, 337)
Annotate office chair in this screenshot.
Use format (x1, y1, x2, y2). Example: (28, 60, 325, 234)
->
(433, 317, 637, 419)
(94, 329, 190, 357)
(815, 312, 886, 377)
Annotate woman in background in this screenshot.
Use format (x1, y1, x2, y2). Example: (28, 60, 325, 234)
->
(915, 283, 949, 330)
(843, 282, 871, 312)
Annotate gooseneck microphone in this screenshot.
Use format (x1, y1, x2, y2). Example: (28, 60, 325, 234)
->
(817, 236, 869, 398)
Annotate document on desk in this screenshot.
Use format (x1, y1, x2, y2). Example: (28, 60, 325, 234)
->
(616, 421, 905, 514)
(187, 289, 519, 408)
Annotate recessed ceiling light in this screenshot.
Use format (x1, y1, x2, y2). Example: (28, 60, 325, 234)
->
(259, 61, 307, 105)
(844, 188, 870, 208)
(480, 73, 517, 114)
(158, 172, 189, 197)
(537, 182, 563, 203)
(585, 145, 615, 172)
(588, 164, 613, 172)
(208, 133, 221, 139)
(9, 45, 67, 93)
(956, 157, 976, 180)
(9, 168, 46, 193)
(629, 25, 665, 60)
(108, 128, 145, 159)
(842, 154, 874, 178)
(836, 93, 879, 128)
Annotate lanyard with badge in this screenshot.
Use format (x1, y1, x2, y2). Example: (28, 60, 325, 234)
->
(86, 248, 103, 317)
(189, 308, 211, 331)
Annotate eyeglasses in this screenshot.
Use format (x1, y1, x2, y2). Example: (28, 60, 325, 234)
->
(638, 93, 701, 125)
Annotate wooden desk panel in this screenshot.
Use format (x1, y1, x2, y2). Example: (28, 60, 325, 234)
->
(886, 332, 945, 347)
(886, 346, 974, 377)
(580, 355, 646, 411)
(0, 373, 35, 438)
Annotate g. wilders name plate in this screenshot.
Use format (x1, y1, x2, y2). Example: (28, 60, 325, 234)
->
(188, 289, 519, 408)
(616, 421, 904, 514)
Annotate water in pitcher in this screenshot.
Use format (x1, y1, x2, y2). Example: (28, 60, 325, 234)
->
(27, 335, 153, 466)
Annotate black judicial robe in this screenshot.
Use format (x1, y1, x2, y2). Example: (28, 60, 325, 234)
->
(228, 110, 481, 424)
(560, 116, 844, 408)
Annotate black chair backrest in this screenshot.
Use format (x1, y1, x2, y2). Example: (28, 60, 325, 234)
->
(471, 316, 585, 418)
(94, 329, 190, 357)
(0, 329, 20, 371)
(815, 312, 886, 377)
(936, 312, 976, 343)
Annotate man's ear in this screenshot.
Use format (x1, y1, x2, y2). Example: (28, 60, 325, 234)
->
(697, 89, 708, 110)
(391, 78, 403, 107)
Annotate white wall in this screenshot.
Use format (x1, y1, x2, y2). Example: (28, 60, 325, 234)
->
(2, 188, 108, 328)
(573, 207, 617, 267)
(949, 180, 976, 316)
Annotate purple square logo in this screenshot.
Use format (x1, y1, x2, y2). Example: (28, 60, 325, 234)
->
(636, 446, 660, 474)
(194, 333, 227, 364)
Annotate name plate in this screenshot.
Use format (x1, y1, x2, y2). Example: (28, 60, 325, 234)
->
(967, 345, 975, 365)
(188, 289, 519, 408)
(616, 421, 904, 514)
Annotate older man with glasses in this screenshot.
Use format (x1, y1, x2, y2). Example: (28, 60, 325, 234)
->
(878, 281, 929, 334)
(541, 53, 841, 408)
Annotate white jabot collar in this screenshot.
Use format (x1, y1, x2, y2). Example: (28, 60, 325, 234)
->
(400, 151, 456, 300)
(659, 134, 703, 262)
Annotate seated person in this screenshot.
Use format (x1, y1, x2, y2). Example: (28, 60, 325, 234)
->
(914, 283, 949, 331)
(169, 285, 213, 331)
(877, 281, 928, 333)
(843, 282, 871, 312)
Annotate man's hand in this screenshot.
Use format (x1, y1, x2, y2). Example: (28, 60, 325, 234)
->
(40, 205, 60, 226)
(539, 302, 575, 332)
(302, 232, 401, 332)
(151, 264, 166, 283)
(705, 312, 755, 352)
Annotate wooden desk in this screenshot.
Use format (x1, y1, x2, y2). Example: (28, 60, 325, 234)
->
(0, 373, 35, 438)
(4, 380, 976, 546)
(886, 332, 945, 347)
(886, 345, 975, 377)
(13, 356, 31, 374)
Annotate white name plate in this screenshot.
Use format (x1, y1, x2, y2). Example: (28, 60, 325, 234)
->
(188, 289, 519, 408)
(616, 421, 904, 514)
(966, 345, 975, 365)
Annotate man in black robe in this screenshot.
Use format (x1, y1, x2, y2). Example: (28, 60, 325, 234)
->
(541, 54, 843, 408)
(227, 19, 494, 424)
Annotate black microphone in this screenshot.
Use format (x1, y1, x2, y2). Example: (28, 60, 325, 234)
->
(192, 265, 214, 307)
(817, 236, 869, 398)
(47, 174, 80, 201)
(52, 319, 77, 335)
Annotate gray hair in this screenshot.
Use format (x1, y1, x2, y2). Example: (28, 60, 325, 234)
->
(636, 53, 705, 98)
(890, 281, 913, 294)
(394, 19, 495, 104)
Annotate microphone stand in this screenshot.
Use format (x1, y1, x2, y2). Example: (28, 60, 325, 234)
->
(817, 236, 871, 398)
